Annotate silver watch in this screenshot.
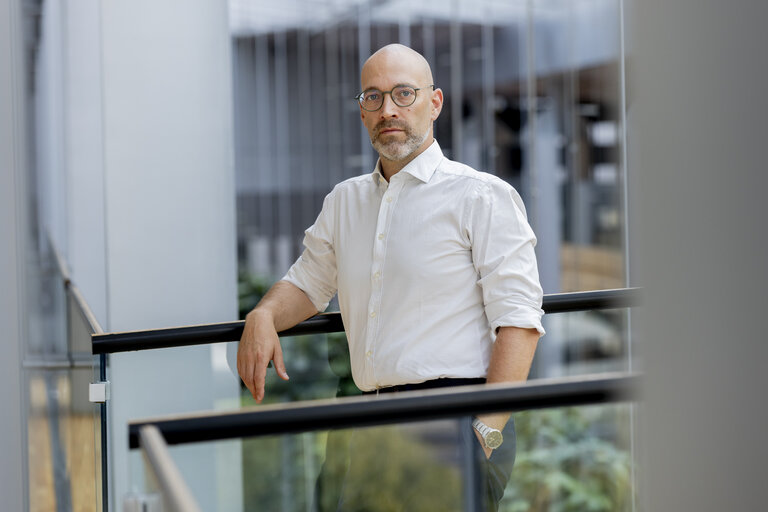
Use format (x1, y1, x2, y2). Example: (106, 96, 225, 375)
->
(472, 418, 503, 449)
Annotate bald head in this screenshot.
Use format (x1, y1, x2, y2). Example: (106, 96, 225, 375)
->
(361, 44, 434, 90)
(358, 44, 443, 178)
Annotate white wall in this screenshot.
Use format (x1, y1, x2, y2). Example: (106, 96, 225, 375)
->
(96, 1, 242, 510)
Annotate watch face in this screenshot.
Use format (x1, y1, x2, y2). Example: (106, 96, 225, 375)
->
(485, 430, 503, 449)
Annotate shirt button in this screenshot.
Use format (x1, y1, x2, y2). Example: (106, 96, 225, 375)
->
(378, 233, 384, 240)
(385, 196, 393, 203)
(370, 311, 377, 318)
(373, 271, 381, 279)
(366, 351, 372, 358)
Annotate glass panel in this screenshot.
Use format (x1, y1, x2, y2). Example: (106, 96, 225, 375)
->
(27, 368, 101, 512)
(232, 0, 628, 293)
(534, 309, 632, 379)
(128, 403, 635, 512)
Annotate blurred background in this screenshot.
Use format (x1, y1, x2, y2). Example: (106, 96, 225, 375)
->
(5, 0, 632, 511)
(3, 0, 766, 511)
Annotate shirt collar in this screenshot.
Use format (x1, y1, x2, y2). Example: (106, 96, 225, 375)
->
(371, 140, 444, 184)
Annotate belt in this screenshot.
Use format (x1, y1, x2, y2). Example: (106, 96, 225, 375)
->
(362, 377, 487, 395)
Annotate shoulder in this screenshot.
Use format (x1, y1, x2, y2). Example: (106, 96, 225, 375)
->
(331, 173, 375, 194)
(436, 159, 528, 218)
(435, 159, 519, 199)
(321, 173, 375, 203)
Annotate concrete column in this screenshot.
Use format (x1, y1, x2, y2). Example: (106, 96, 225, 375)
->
(631, 1, 768, 510)
(95, 1, 241, 510)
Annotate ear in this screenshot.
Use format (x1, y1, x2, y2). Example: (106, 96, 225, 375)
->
(430, 88, 444, 121)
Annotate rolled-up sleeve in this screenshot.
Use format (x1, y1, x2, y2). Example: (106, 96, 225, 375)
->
(282, 190, 338, 312)
(468, 179, 545, 337)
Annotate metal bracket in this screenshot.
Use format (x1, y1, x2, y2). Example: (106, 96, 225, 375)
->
(123, 492, 161, 512)
(89, 381, 111, 403)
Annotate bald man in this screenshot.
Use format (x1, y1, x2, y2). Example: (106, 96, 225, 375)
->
(238, 44, 545, 510)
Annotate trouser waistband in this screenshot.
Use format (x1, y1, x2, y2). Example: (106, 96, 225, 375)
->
(362, 377, 487, 395)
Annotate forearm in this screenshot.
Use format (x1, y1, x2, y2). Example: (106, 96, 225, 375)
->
(475, 326, 540, 454)
(486, 326, 540, 385)
(248, 280, 319, 331)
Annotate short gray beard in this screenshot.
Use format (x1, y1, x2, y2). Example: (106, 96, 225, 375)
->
(372, 123, 430, 162)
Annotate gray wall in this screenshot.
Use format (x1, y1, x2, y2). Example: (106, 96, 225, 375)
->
(0, 0, 28, 508)
(631, 1, 768, 509)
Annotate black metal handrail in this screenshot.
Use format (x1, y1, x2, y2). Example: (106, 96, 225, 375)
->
(95, 287, 640, 355)
(128, 372, 639, 449)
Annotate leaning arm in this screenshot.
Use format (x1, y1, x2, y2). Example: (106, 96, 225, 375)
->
(237, 280, 319, 403)
(474, 325, 540, 458)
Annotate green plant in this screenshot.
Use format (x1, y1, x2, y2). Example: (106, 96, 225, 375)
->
(502, 405, 634, 512)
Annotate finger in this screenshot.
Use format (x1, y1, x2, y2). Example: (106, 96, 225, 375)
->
(243, 363, 257, 400)
(253, 352, 268, 403)
(273, 341, 290, 381)
(236, 353, 252, 398)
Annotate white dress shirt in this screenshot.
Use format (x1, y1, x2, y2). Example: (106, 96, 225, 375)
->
(283, 141, 544, 391)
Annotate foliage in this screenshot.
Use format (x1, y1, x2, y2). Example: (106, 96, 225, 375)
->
(238, 271, 272, 319)
(501, 406, 634, 512)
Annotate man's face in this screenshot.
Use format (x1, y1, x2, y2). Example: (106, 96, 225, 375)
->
(359, 51, 441, 164)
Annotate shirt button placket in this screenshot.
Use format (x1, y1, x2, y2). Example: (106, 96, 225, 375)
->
(366, 178, 400, 387)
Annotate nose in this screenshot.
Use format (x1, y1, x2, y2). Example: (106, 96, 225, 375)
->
(379, 93, 399, 117)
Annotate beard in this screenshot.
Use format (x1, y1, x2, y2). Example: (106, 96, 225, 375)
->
(371, 120, 430, 162)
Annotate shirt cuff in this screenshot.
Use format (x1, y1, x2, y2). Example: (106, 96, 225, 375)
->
(488, 303, 546, 339)
(282, 266, 333, 313)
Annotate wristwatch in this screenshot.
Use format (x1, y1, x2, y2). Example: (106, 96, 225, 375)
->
(472, 418, 503, 449)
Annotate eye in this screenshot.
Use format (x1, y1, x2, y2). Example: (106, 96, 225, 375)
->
(396, 89, 413, 98)
(364, 92, 380, 102)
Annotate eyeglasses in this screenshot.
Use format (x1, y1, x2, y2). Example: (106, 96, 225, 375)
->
(355, 85, 434, 112)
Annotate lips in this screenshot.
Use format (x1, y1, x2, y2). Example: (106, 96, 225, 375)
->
(375, 123, 408, 138)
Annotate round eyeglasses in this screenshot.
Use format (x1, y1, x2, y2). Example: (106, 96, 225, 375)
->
(355, 85, 434, 112)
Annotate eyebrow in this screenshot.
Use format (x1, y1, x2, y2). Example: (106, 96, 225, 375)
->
(362, 83, 417, 92)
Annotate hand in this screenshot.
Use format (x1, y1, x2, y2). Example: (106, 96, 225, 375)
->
(474, 429, 493, 459)
(237, 309, 290, 403)
(473, 413, 507, 460)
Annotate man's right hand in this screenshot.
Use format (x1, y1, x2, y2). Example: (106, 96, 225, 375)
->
(237, 309, 290, 403)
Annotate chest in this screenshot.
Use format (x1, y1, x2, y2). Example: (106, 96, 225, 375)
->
(335, 184, 473, 284)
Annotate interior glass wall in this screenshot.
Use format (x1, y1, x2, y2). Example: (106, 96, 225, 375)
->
(232, 0, 631, 381)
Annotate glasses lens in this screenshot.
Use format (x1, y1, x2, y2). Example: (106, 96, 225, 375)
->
(360, 90, 382, 111)
(392, 86, 417, 107)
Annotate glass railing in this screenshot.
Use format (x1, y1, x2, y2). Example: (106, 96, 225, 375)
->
(25, 237, 110, 512)
(126, 375, 638, 511)
(96, 287, 639, 510)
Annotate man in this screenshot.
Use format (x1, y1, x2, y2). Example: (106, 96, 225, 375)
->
(238, 44, 544, 510)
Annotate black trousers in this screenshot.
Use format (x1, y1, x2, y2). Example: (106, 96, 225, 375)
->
(315, 379, 516, 512)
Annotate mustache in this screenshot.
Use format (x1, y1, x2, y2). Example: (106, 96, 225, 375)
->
(373, 121, 410, 137)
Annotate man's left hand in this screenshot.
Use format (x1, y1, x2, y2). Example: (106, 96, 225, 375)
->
(473, 413, 507, 459)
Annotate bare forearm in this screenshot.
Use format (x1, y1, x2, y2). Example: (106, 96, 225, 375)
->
(248, 280, 318, 331)
(476, 326, 540, 456)
(486, 326, 540, 385)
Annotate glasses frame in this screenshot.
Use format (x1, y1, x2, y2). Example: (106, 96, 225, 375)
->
(355, 84, 435, 112)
